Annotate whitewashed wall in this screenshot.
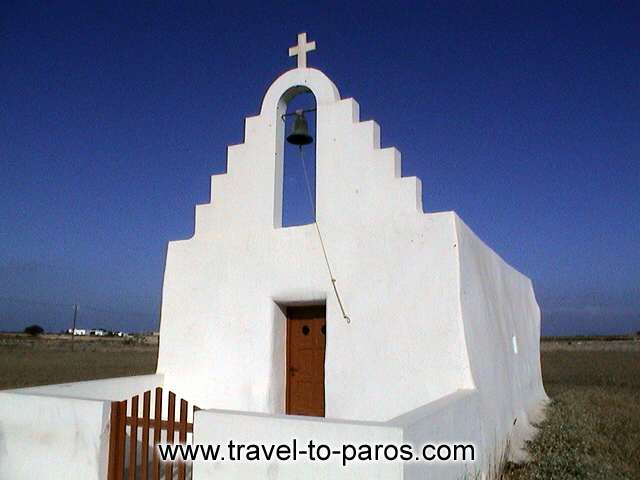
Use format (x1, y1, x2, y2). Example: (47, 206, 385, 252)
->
(0, 392, 109, 480)
(13, 374, 163, 401)
(190, 390, 485, 480)
(192, 408, 403, 480)
(392, 389, 484, 479)
(0, 375, 164, 480)
(454, 216, 549, 463)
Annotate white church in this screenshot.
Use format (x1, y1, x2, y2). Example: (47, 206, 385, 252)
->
(0, 34, 547, 480)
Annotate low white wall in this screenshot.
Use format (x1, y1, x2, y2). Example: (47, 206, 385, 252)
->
(0, 392, 109, 480)
(392, 389, 483, 480)
(192, 409, 403, 479)
(10, 373, 164, 401)
(0, 374, 165, 480)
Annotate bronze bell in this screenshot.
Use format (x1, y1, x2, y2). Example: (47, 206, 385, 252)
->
(286, 110, 313, 146)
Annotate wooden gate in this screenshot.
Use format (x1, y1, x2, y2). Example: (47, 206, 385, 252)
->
(108, 387, 198, 480)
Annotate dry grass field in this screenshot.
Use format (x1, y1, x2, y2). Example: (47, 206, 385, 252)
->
(1, 334, 639, 479)
(505, 340, 640, 480)
(0, 334, 158, 390)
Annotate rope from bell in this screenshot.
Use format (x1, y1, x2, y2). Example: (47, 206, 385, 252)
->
(299, 145, 351, 324)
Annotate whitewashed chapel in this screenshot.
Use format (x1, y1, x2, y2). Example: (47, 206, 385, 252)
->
(0, 34, 547, 480)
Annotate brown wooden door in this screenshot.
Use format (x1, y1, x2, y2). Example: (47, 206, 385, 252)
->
(286, 306, 326, 417)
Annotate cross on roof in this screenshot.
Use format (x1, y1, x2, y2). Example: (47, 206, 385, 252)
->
(289, 32, 316, 69)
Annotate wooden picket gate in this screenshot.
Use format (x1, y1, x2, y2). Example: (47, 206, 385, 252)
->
(108, 387, 199, 480)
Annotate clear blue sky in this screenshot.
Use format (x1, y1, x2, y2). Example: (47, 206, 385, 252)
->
(1, 1, 638, 335)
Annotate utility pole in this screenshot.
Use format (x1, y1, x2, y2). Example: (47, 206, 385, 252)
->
(71, 304, 78, 352)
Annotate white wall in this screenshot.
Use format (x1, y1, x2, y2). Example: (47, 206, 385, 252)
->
(454, 215, 548, 464)
(392, 390, 484, 480)
(192, 392, 488, 480)
(192, 408, 403, 480)
(0, 392, 110, 480)
(11, 374, 164, 401)
(157, 67, 474, 421)
(0, 375, 165, 479)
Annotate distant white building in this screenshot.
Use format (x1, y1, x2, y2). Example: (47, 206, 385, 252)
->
(67, 328, 87, 336)
(89, 329, 108, 336)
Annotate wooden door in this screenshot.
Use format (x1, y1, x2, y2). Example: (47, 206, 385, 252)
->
(286, 306, 326, 417)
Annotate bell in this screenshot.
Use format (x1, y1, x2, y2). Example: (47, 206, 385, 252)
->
(286, 110, 313, 146)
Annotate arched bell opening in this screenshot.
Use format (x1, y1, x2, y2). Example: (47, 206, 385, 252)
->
(273, 86, 317, 228)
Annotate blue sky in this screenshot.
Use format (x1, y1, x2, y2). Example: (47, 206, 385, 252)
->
(1, 1, 638, 335)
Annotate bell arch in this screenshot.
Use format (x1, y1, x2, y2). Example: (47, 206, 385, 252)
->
(277, 87, 318, 227)
(259, 68, 339, 117)
(261, 68, 340, 228)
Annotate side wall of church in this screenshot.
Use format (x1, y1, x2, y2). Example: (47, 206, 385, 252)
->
(454, 215, 548, 463)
